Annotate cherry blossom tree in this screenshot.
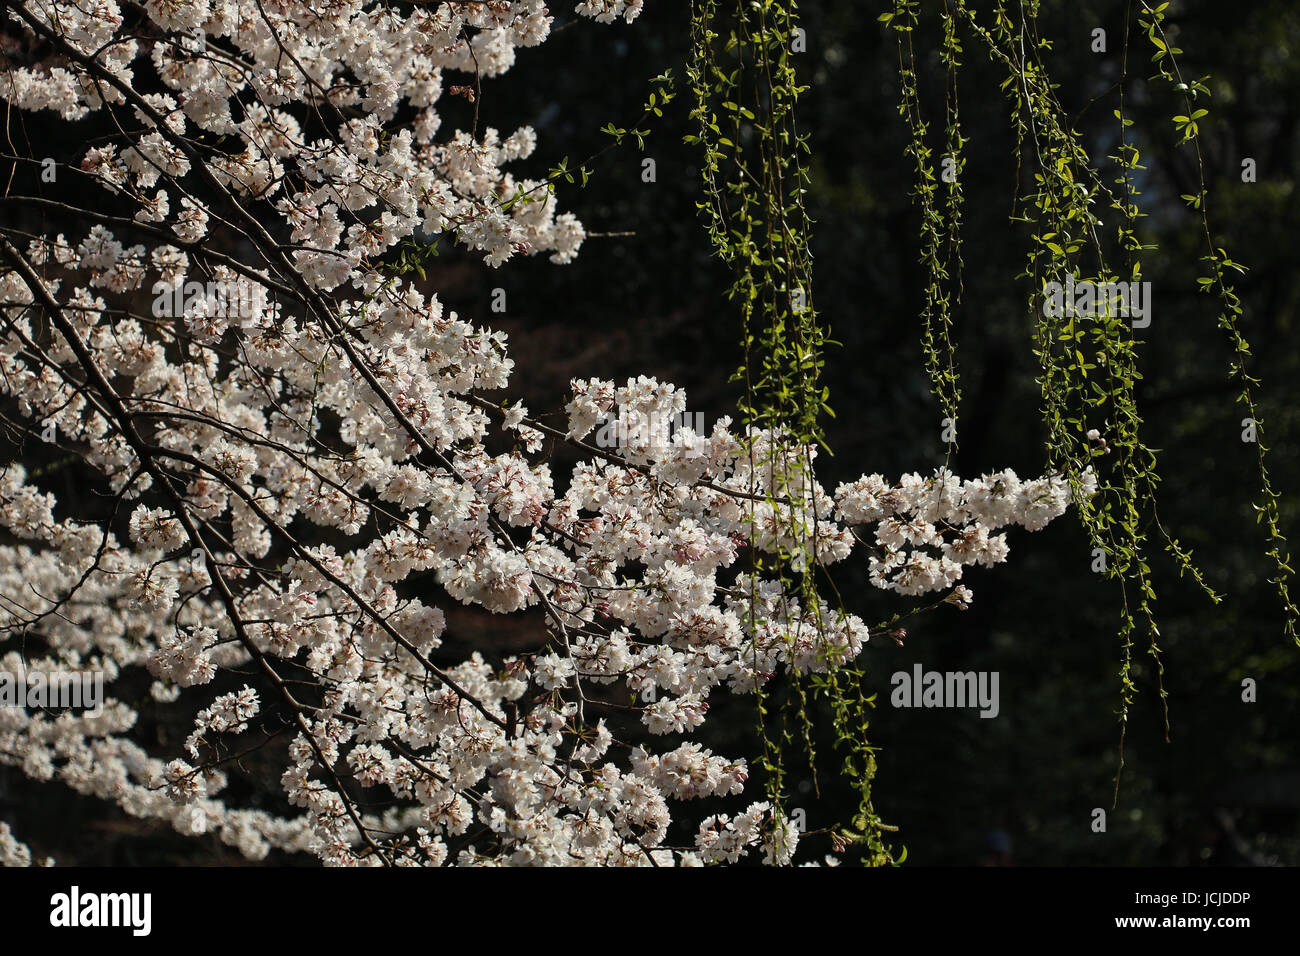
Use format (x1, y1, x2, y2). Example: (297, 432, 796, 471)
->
(0, 0, 1090, 865)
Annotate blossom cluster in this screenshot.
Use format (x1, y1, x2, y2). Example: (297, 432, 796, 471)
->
(835, 468, 1095, 596)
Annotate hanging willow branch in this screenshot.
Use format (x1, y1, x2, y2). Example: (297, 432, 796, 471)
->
(882, 0, 1295, 803)
(683, 0, 1293, 855)
(687, 0, 895, 864)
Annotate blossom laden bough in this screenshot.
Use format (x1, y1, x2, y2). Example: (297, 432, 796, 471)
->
(0, 0, 1086, 866)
